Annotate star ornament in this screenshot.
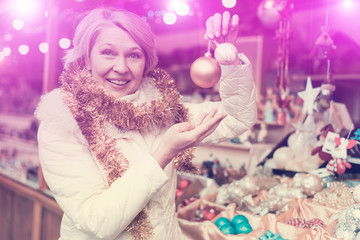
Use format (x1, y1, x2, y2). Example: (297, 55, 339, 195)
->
(297, 76, 321, 115)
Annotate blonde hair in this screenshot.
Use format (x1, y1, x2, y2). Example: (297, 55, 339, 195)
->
(63, 8, 158, 75)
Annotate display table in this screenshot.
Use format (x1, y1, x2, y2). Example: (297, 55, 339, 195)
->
(0, 172, 62, 240)
(176, 174, 360, 240)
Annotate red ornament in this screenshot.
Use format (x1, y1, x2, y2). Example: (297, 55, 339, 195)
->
(200, 207, 218, 220)
(190, 53, 221, 88)
(175, 189, 183, 198)
(178, 179, 191, 190)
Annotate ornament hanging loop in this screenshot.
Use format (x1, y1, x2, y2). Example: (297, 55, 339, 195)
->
(204, 40, 219, 57)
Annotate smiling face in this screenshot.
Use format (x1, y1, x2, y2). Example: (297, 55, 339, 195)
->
(88, 26, 146, 99)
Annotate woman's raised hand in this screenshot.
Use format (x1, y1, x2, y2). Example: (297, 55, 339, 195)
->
(205, 11, 239, 46)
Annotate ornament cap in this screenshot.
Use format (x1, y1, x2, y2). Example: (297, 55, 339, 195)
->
(204, 52, 212, 58)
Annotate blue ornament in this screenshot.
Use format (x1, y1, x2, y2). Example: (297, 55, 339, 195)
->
(214, 217, 231, 228)
(234, 222, 253, 234)
(259, 230, 288, 240)
(219, 224, 235, 235)
(351, 128, 360, 141)
(265, 230, 274, 238)
(231, 214, 249, 226)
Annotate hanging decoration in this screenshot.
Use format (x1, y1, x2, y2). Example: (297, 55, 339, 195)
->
(273, 0, 294, 124)
(190, 40, 222, 88)
(190, 39, 238, 89)
(312, 11, 337, 113)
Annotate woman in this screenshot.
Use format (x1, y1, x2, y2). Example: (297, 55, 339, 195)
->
(35, 7, 256, 240)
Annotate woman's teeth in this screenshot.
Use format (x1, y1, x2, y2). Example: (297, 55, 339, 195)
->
(108, 79, 128, 85)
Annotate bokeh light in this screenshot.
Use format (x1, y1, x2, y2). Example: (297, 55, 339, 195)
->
(257, 0, 281, 29)
(39, 42, 49, 53)
(59, 38, 71, 49)
(222, 0, 237, 8)
(2, 47, 12, 57)
(12, 0, 41, 19)
(18, 45, 29, 55)
(343, 0, 353, 8)
(163, 12, 177, 25)
(170, 1, 190, 16)
(148, 10, 155, 18)
(264, 0, 275, 9)
(12, 19, 25, 31)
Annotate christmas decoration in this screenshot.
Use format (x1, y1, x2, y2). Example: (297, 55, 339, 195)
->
(231, 214, 249, 226)
(214, 42, 238, 65)
(214, 217, 231, 228)
(272, 0, 294, 122)
(326, 136, 356, 175)
(176, 195, 199, 211)
(269, 183, 306, 199)
(190, 41, 221, 88)
(334, 204, 360, 240)
(259, 230, 288, 240)
(297, 76, 321, 115)
(312, 182, 355, 208)
(286, 217, 325, 229)
(351, 128, 360, 141)
(268, 146, 295, 169)
(179, 179, 191, 190)
(289, 173, 323, 197)
(214, 214, 252, 235)
(194, 205, 221, 221)
(246, 195, 292, 216)
(176, 179, 191, 199)
(219, 224, 235, 235)
(312, 11, 337, 115)
(226, 176, 260, 207)
(311, 124, 335, 162)
(234, 221, 253, 234)
(199, 207, 218, 221)
(264, 115, 322, 172)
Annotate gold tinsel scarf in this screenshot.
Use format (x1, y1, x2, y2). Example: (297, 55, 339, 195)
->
(60, 66, 198, 239)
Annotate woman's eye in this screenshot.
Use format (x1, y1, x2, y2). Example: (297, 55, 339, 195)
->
(129, 53, 140, 59)
(102, 50, 113, 56)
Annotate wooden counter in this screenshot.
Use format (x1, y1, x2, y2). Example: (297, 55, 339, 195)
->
(0, 173, 62, 240)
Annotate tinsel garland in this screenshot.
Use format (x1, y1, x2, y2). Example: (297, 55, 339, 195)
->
(60, 65, 198, 239)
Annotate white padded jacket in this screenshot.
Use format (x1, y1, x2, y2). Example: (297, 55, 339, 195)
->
(35, 53, 256, 240)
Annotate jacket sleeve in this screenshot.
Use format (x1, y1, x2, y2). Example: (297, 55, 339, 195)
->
(185, 53, 257, 144)
(37, 120, 169, 239)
